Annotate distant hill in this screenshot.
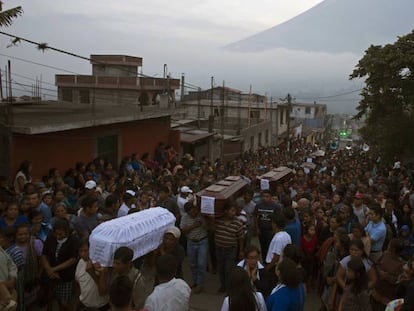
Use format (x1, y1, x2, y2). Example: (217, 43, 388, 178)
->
(225, 0, 414, 53)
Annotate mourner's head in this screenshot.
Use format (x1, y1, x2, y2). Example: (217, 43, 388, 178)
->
(113, 246, 133, 275)
(223, 200, 237, 219)
(156, 254, 177, 283)
(270, 213, 286, 233)
(184, 201, 199, 218)
(109, 276, 133, 311)
(163, 226, 181, 249)
(261, 190, 272, 204)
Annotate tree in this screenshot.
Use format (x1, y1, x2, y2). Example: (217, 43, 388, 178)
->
(350, 29, 414, 161)
(0, 1, 23, 27)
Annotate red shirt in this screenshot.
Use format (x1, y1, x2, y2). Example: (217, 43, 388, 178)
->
(301, 235, 318, 254)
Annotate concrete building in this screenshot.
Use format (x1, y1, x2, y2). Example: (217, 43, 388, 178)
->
(55, 55, 180, 107)
(0, 55, 183, 179)
(178, 87, 289, 150)
(287, 102, 327, 145)
(0, 103, 180, 179)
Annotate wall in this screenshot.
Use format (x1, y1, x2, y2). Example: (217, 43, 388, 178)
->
(11, 116, 176, 180)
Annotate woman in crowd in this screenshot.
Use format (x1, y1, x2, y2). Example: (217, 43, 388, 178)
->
(348, 222, 371, 256)
(237, 245, 272, 298)
(14, 223, 43, 310)
(371, 239, 405, 311)
(266, 258, 306, 311)
(14, 160, 32, 195)
(336, 239, 377, 292)
(51, 202, 76, 230)
(339, 257, 372, 311)
(220, 266, 267, 311)
(41, 219, 79, 311)
(320, 229, 350, 311)
(0, 202, 29, 229)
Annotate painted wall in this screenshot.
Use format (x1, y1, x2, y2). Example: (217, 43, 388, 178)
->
(11, 116, 177, 180)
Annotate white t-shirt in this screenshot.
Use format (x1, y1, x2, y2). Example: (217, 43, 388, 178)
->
(177, 195, 189, 216)
(117, 203, 130, 217)
(75, 259, 108, 308)
(266, 231, 292, 264)
(144, 278, 191, 311)
(220, 292, 267, 311)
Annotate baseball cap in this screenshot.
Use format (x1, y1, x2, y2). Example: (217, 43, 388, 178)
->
(180, 186, 193, 194)
(85, 180, 97, 189)
(125, 190, 136, 197)
(165, 226, 181, 239)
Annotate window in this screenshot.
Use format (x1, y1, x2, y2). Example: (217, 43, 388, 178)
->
(258, 132, 262, 146)
(97, 135, 118, 167)
(250, 110, 260, 119)
(265, 130, 269, 144)
(61, 88, 73, 102)
(250, 136, 254, 149)
(79, 89, 90, 104)
(305, 107, 311, 114)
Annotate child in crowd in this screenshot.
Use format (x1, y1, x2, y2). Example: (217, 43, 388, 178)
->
(339, 257, 372, 311)
(75, 238, 109, 310)
(301, 224, 318, 288)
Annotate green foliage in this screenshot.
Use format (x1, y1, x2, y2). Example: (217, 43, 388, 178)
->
(0, 1, 23, 27)
(350, 29, 414, 161)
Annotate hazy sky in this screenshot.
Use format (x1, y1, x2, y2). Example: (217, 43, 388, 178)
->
(1, 0, 364, 113)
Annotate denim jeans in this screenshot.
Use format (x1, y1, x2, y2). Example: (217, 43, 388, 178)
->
(187, 238, 209, 286)
(215, 246, 237, 290)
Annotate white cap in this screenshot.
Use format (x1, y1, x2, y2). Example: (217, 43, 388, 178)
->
(180, 186, 193, 194)
(165, 226, 181, 239)
(125, 190, 136, 197)
(85, 180, 97, 189)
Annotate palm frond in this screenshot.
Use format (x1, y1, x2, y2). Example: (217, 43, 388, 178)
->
(0, 5, 23, 27)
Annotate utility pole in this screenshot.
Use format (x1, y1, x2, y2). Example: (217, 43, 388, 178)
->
(7, 61, 13, 126)
(208, 76, 214, 133)
(0, 69, 3, 100)
(180, 73, 185, 104)
(248, 85, 252, 127)
(221, 81, 225, 162)
(286, 93, 292, 154)
(0, 61, 13, 177)
(237, 92, 241, 135)
(197, 87, 201, 129)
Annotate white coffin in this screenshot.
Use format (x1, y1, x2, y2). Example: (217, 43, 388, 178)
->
(89, 207, 176, 266)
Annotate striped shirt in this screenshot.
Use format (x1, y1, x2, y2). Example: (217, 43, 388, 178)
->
(6, 245, 24, 271)
(215, 218, 243, 248)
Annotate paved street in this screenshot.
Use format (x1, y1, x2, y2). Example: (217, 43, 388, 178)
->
(183, 237, 321, 310)
(184, 263, 321, 311)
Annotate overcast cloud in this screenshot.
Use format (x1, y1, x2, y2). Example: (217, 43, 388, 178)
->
(1, 0, 365, 113)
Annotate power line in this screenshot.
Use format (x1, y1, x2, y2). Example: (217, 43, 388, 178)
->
(0, 52, 79, 74)
(11, 72, 55, 87)
(0, 31, 205, 90)
(294, 88, 362, 101)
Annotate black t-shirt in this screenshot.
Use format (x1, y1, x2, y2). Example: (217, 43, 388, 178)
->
(255, 202, 280, 231)
(42, 234, 79, 281)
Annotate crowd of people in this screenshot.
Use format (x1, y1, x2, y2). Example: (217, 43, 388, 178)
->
(0, 140, 414, 311)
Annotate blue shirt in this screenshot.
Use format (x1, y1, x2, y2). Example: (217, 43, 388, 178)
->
(0, 215, 29, 229)
(266, 283, 305, 311)
(365, 220, 387, 251)
(285, 220, 301, 247)
(38, 202, 52, 225)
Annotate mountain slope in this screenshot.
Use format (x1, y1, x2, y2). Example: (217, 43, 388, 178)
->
(225, 0, 414, 53)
